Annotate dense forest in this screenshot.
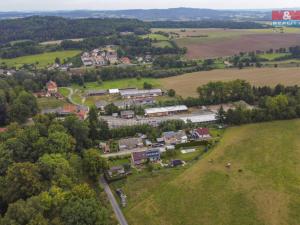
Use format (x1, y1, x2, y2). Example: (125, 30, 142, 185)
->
(0, 16, 269, 45)
(0, 16, 149, 44)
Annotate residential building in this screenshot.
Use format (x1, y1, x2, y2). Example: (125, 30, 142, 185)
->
(131, 151, 147, 166)
(46, 81, 58, 94)
(162, 130, 188, 145)
(95, 100, 108, 111)
(191, 128, 211, 140)
(145, 105, 188, 117)
(120, 110, 135, 119)
(118, 137, 144, 151)
(120, 89, 162, 99)
(120, 57, 131, 64)
(106, 50, 118, 64)
(107, 166, 126, 178)
(0, 128, 7, 133)
(131, 148, 160, 166)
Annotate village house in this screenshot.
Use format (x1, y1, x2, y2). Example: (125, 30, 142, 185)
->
(162, 130, 188, 145)
(131, 148, 161, 166)
(120, 57, 131, 64)
(107, 166, 126, 178)
(190, 127, 211, 140)
(0, 128, 8, 133)
(145, 105, 188, 117)
(95, 100, 108, 111)
(106, 49, 118, 64)
(119, 89, 162, 99)
(120, 110, 135, 119)
(118, 137, 144, 151)
(46, 81, 58, 95)
(100, 142, 110, 154)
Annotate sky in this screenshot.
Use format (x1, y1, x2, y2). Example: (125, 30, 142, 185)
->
(0, 0, 300, 11)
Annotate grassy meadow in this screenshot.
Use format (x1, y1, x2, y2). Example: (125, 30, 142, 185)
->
(37, 97, 66, 110)
(116, 120, 300, 225)
(0, 50, 81, 68)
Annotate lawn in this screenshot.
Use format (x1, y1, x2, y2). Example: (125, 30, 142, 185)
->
(0, 50, 81, 68)
(37, 97, 66, 110)
(58, 87, 70, 98)
(160, 67, 300, 97)
(117, 120, 300, 225)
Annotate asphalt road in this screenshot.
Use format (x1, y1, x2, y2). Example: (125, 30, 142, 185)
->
(100, 177, 128, 225)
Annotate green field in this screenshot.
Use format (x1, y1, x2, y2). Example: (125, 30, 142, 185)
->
(115, 120, 300, 225)
(61, 78, 161, 107)
(153, 41, 173, 48)
(259, 53, 291, 61)
(140, 33, 169, 41)
(37, 97, 66, 110)
(71, 78, 160, 91)
(0, 50, 81, 68)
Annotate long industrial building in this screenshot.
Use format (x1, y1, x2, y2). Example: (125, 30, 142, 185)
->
(120, 89, 162, 99)
(144, 105, 188, 117)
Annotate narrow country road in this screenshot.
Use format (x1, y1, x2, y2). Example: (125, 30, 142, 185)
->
(100, 177, 129, 225)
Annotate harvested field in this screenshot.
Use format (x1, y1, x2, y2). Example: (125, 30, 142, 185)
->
(178, 33, 300, 59)
(152, 28, 300, 59)
(160, 68, 300, 97)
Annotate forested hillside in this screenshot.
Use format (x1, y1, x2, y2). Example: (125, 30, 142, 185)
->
(0, 16, 149, 44)
(0, 16, 268, 44)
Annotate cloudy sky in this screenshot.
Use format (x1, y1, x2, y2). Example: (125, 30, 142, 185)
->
(0, 0, 299, 11)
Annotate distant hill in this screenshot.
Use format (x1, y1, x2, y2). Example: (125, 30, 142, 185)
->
(0, 8, 271, 21)
(0, 16, 269, 45)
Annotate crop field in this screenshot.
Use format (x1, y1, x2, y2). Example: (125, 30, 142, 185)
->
(153, 28, 300, 59)
(160, 67, 300, 97)
(118, 120, 300, 225)
(0, 50, 81, 68)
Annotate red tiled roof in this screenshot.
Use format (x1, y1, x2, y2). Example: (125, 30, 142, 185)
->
(195, 128, 210, 136)
(47, 81, 58, 89)
(0, 128, 7, 133)
(63, 104, 77, 113)
(121, 57, 131, 64)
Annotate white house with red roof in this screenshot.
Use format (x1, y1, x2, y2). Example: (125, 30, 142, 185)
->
(191, 128, 211, 140)
(46, 81, 58, 95)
